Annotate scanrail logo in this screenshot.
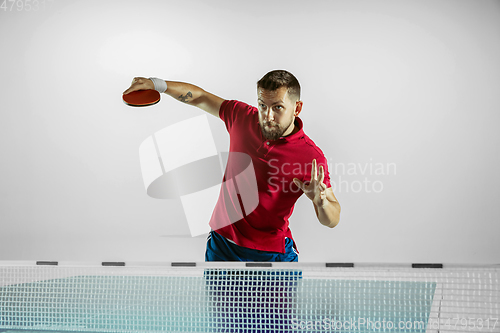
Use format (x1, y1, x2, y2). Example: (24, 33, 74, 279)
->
(327, 159, 397, 193)
(290, 317, 427, 331)
(290, 316, 498, 331)
(267, 158, 397, 194)
(139, 115, 258, 237)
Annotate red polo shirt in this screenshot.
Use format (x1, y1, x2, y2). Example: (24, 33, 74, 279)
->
(209, 100, 331, 253)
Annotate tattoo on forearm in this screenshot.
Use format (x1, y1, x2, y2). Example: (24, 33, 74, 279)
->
(178, 91, 193, 103)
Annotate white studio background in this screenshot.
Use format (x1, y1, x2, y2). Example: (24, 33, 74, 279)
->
(0, 0, 499, 264)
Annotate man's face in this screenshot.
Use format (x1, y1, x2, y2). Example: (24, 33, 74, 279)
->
(258, 87, 299, 141)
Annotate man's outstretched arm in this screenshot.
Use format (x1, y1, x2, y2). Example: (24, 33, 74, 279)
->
(123, 77, 225, 118)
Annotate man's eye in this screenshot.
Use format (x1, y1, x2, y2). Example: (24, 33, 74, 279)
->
(274, 106, 283, 111)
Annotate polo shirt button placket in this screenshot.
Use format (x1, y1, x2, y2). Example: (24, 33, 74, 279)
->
(261, 141, 273, 157)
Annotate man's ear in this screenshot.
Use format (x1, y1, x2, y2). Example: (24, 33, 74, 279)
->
(294, 101, 303, 116)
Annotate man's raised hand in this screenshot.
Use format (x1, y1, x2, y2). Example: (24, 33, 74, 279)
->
(293, 159, 327, 207)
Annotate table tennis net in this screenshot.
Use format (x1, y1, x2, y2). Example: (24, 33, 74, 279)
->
(0, 263, 498, 332)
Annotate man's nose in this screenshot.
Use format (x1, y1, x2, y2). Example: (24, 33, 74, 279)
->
(266, 110, 275, 122)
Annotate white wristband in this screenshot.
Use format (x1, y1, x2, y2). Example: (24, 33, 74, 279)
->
(149, 77, 168, 93)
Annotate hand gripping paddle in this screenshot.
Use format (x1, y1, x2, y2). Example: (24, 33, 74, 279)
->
(123, 90, 161, 107)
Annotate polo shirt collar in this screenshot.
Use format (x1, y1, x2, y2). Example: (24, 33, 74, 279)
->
(278, 117, 305, 143)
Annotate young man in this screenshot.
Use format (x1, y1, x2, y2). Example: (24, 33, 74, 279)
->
(123, 70, 341, 261)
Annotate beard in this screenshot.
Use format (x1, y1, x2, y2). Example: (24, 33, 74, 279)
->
(259, 116, 294, 141)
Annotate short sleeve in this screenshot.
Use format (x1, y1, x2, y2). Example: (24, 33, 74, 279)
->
(219, 100, 256, 134)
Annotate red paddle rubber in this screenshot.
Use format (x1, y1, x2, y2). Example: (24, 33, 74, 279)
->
(123, 90, 160, 107)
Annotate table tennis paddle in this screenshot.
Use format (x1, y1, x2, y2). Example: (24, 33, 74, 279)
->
(123, 90, 160, 107)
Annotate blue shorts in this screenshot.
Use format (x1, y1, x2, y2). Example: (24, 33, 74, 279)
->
(205, 230, 298, 262)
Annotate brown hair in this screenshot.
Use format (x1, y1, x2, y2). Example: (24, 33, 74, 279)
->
(257, 70, 301, 101)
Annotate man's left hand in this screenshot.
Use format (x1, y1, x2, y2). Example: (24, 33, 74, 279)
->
(293, 159, 327, 207)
